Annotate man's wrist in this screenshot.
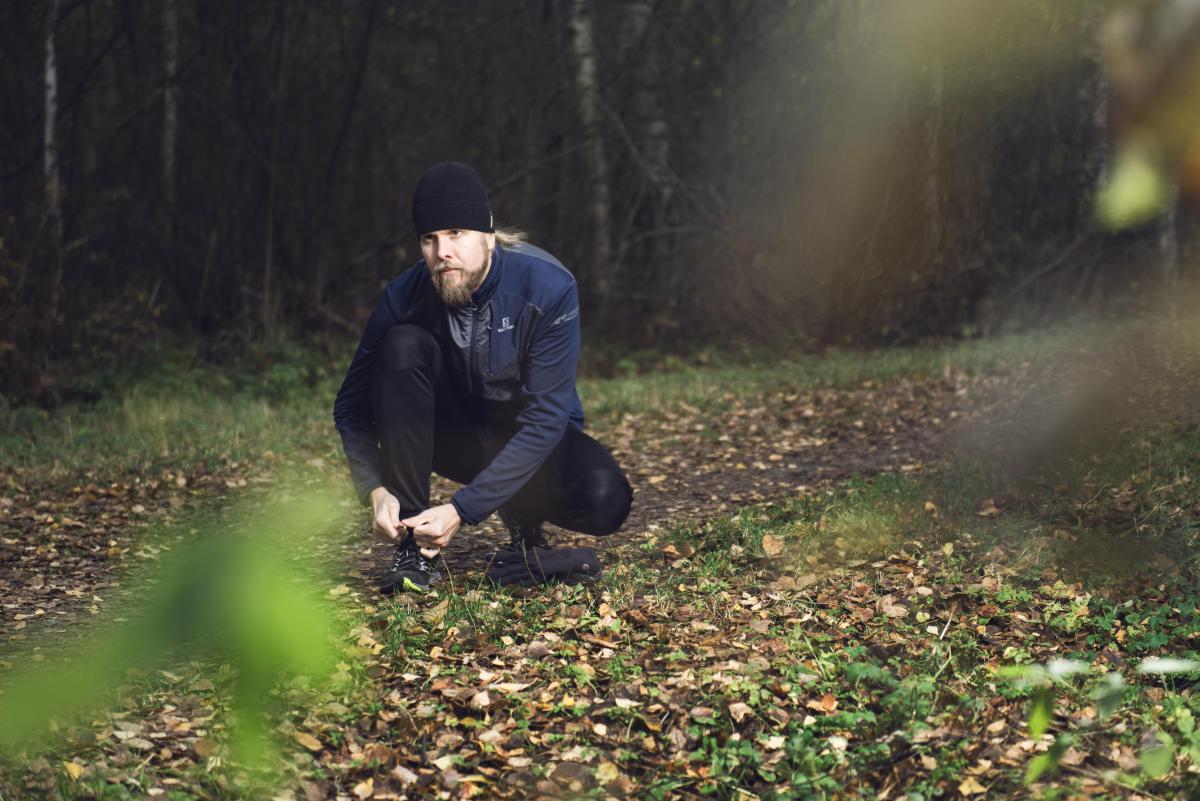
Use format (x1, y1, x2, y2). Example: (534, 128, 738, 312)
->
(369, 486, 391, 507)
(449, 496, 474, 526)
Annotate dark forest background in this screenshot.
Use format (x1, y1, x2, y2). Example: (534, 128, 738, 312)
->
(1, 0, 1190, 405)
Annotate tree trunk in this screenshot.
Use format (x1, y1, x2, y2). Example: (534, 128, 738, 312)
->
(924, 51, 943, 274)
(262, 4, 291, 340)
(622, 0, 675, 334)
(566, 0, 613, 313)
(163, 0, 179, 269)
(43, 0, 64, 323)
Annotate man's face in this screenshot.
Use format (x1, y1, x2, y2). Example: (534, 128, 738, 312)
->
(421, 229, 495, 307)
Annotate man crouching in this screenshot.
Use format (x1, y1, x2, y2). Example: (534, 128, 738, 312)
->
(333, 162, 632, 592)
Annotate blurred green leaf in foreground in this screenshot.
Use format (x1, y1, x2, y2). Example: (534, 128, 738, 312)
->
(1098, 0, 1200, 228)
(0, 469, 343, 769)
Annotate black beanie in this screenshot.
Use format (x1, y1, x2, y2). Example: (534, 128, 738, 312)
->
(411, 162, 494, 235)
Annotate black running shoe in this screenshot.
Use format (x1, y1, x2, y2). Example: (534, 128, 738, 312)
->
(499, 510, 552, 554)
(485, 546, 603, 587)
(379, 533, 440, 594)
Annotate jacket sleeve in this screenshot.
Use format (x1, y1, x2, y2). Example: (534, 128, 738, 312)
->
(332, 285, 404, 505)
(450, 283, 581, 524)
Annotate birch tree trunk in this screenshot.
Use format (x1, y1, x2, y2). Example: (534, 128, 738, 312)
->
(567, 0, 613, 310)
(43, 0, 64, 322)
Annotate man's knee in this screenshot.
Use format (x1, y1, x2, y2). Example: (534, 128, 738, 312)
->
(579, 469, 632, 536)
(378, 325, 439, 372)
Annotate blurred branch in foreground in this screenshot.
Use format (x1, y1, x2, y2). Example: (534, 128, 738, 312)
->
(0, 470, 343, 769)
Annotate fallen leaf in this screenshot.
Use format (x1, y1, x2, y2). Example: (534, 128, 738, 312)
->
(352, 778, 373, 800)
(63, 761, 84, 780)
(193, 738, 219, 758)
(293, 732, 322, 752)
(1060, 747, 1086, 767)
(762, 535, 785, 557)
(424, 598, 450, 625)
(958, 776, 987, 795)
(595, 761, 620, 782)
(390, 765, 418, 786)
(729, 702, 752, 723)
(806, 693, 838, 713)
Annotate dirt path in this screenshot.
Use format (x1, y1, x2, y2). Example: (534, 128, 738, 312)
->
(1, 371, 984, 641)
(355, 373, 970, 579)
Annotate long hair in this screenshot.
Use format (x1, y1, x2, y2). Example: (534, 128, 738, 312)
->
(494, 227, 528, 248)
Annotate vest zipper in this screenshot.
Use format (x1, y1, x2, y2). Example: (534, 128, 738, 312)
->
(467, 302, 477, 394)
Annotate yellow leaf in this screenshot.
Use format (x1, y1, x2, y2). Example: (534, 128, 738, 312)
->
(647, 475, 666, 484)
(293, 731, 323, 751)
(424, 598, 450, 625)
(595, 761, 620, 783)
(958, 776, 987, 795)
(762, 534, 785, 558)
(352, 777, 374, 800)
(63, 762, 84, 781)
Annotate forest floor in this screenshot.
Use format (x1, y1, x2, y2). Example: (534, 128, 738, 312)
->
(3, 318, 1200, 800)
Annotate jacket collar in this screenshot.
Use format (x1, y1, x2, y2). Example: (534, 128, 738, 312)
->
(469, 243, 504, 306)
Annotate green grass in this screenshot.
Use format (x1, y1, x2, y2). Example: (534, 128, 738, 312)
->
(0, 318, 1109, 485)
(5, 317, 1200, 798)
(579, 320, 1103, 419)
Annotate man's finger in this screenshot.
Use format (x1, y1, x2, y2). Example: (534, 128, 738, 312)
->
(375, 519, 400, 541)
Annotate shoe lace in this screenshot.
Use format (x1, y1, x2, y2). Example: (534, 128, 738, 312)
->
(390, 539, 434, 574)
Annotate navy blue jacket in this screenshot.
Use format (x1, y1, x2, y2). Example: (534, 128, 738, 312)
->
(332, 243, 585, 524)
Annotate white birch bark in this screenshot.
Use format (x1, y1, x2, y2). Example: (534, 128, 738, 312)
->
(43, 0, 64, 321)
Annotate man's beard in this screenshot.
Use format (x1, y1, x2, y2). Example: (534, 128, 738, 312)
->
(430, 246, 490, 307)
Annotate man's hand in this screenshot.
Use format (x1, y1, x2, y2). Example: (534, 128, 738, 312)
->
(370, 487, 403, 544)
(403, 503, 461, 555)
